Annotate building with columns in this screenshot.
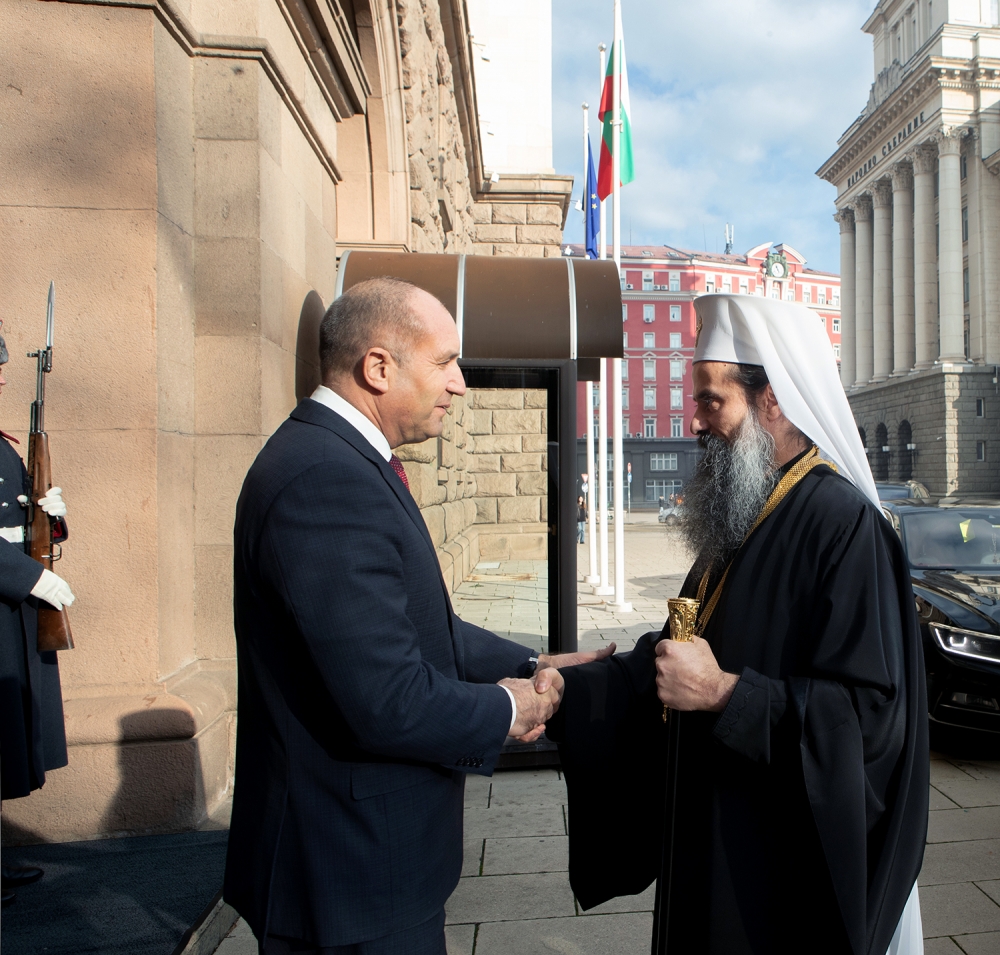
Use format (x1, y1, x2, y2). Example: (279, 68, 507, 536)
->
(818, 0, 1000, 496)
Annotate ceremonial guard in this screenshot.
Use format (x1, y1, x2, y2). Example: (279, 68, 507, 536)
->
(0, 318, 75, 905)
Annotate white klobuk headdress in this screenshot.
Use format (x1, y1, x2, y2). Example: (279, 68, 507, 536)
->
(693, 294, 879, 507)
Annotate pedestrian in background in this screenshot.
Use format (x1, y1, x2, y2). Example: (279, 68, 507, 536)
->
(577, 496, 587, 544)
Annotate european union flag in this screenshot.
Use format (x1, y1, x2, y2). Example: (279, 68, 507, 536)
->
(585, 138, 600, 259)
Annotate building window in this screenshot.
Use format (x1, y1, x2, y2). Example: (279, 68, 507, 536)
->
(977, 398, 985, 417)
(644, 359, 656, 380)
(833, 292, 840, 306)
(722, 277, 731, 292)
(642, 270, 654, 291)
(803, 288, 811, 304)
(592, 420, 599, 440)
(669, 359, 683, 380)
(833, 318, 841, 333)
(785, 286, 794, 302)
(644, 332, 655, 348)
(622, 359, 629, 380)
(623, 416, 630, 437)
(671, 417, 683, 438)
(961, 154, 968, 180)
(622, 304, 628, 322)
(670, 305, 681, 322)
(670, 387, 683, 409)
(650, 453, 678, 471)
(668, 273, 680, 292)
(739, 278, 748, 294)
(818, 289, 827, 305)
(643, 304, 655, 323)
(620, 275, 626, 290)
(705, 279, 715, 294)
(644, 418, 656, 438)
(962, 206, 969, 243)
(833, 343, 841, 359)
(978, 440, 987, 462)
(964, 267, 970, 304)
(669, 332, 681, 348)
(592, 390, 600, 408)
(770, 283, 780, 299)
(646, 477, 682, 502)
(643, 388, 656, 410)
(622, 388, 629, 410)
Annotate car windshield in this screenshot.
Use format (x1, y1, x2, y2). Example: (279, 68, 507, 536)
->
(877, 485, 911, 500)
(902, 509, 1000, 569)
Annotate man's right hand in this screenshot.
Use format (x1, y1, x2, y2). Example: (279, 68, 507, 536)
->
(30, 568, 75, 611)
(499, 673, 562, 741)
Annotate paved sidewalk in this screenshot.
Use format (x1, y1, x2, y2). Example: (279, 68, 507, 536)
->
(213, 520, 1000, 954)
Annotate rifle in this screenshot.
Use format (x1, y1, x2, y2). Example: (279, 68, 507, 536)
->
(26, 281, 73, 652)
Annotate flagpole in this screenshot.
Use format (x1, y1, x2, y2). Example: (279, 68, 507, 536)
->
(593, 39, 612, 599)
(582, 103, 589, 237)
(609, 0, 631, 613)
(582, 102, 599, 585)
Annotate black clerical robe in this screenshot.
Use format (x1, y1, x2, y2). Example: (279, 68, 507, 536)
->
(548, 463, 928, 955)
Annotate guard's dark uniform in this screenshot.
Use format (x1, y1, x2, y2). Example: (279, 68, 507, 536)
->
(0, 433, 67, 799)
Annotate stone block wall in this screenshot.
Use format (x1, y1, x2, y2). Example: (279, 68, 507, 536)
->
(467, 388, 548, 560)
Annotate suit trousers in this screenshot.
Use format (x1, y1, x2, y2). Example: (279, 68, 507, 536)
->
(261, 909, 446, 955)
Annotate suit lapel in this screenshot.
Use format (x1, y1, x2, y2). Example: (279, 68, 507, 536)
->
(291, 400, 464, 673)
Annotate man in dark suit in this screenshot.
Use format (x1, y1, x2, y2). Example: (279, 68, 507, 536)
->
(225, 278, 609, 955)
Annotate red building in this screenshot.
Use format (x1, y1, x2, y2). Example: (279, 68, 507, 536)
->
(572, 242, 842, 441)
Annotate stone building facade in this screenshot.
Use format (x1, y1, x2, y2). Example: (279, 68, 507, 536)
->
(0, 0, 569, 843)
(818, 0, 1000, 495)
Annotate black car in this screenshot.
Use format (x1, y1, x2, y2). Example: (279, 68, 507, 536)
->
(882, 500, 1000, 733)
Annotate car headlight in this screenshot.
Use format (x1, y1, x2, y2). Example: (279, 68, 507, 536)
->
(930, 624, 1000, 664)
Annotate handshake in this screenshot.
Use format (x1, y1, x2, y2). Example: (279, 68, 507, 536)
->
(498, 643, 617, 743)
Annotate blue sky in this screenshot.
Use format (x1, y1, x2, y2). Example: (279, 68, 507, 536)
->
(551, 0, 877, 274)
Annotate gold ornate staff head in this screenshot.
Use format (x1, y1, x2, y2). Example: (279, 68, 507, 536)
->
(667, 597, 699, 642)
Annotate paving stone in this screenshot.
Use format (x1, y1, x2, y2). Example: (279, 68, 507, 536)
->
(464, 773, 491, 809)
(463, 836, 485, 877)
(581, 882, 656, 915)
(215, 936, 257, 955)
(482, 835, 568, 875)
(920, 841, 1000, 886)
(445, 922, 476, 955)
(930, 785, 961, 810)
(923, 938, 966, 954)
(463, 804, 566, 839)
(474, 912, 653, 954)
(933, 777, 1000, 809)
(445, 872, 576, 924)
(954, 930, 1000, 953)
(976, 879, 1000, 904)
(488, 770, 566, 808)
(228, 919, 254, 939)
(919, 883, 1000, 937)
(931, 759, 979, 783)
(928, 807, 1000, 844)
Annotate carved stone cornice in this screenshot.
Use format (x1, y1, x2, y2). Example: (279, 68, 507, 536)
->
(854, 193, 874, 222)
(835, 207, 855, 232)
(871, 178, 893, 208)
(891, 160, 913, 191)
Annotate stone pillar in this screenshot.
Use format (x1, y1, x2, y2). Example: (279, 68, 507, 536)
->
(913, 144, 938, 368)
(854, 193, 875, 385)
(871, 178, 894, 381)
(937, 129, 967, 361)
(836, 207, 857, 389)
(965, 132, 985, 361)
(891, 161, 915, 374)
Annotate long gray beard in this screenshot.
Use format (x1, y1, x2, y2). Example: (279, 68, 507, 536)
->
(679, 410, 778, 570)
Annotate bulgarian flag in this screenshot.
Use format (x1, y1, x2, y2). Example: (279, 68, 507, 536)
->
(596, 7, 635, 201)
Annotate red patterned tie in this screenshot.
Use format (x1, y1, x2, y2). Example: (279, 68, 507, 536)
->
(390, 454, 410, 491)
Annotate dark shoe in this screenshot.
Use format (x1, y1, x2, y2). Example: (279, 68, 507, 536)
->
(2, 865, 43, 889)
(1, 889, 14, 906)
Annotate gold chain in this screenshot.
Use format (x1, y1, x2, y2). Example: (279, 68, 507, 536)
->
(693, 446, 834, 637)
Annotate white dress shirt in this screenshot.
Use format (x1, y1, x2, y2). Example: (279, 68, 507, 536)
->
(308, 385, 519, 735)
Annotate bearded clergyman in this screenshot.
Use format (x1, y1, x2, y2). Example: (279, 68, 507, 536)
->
(544, 294, 928, 955)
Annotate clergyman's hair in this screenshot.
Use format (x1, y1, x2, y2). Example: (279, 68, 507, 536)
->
(727, 363, 771, 405)
(319, 277, 431, 379)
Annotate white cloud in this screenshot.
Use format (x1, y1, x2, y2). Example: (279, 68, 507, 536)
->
(553, 0, 876, 272)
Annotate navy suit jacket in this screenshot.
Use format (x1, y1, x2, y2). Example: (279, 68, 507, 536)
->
(223, 398, 534, 946)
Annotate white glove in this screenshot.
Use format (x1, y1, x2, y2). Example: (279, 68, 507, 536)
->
(30, 568, 75, 611)
(37, 487, 67, 519)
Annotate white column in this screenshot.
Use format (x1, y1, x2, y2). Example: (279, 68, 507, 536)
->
(913, 144, 938, 368)
(891, 161, 915, 374)
(836, 208, 856, 389)
(594, 359, 613, 596)
(937, 129, 967, 361)
(872, 178, 894, 382)
(854, 194, 875, 385)
(966, 130, 985, 361)
(584, 380, 598, 584)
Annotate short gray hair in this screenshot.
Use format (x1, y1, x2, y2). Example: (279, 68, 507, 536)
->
(319, 277, 429, 379)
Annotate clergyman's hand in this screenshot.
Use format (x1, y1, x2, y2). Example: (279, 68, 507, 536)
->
(538, 643, 616, 669)
(499, 676, 560, 742)
(654, 635, 739, 712)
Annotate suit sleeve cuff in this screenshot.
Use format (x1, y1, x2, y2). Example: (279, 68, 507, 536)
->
(500, 683, 517, 734)
(712, 667, 776, 763)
